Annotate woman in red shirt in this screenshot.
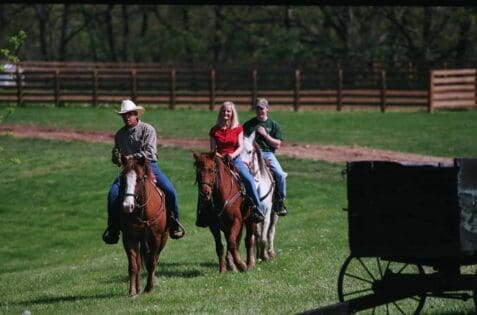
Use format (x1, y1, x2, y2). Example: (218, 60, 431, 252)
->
(208, 101, 265, 223)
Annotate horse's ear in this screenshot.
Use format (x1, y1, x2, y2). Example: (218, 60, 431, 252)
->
(209, 150, 216, 159)
(192, 151, 199, 160)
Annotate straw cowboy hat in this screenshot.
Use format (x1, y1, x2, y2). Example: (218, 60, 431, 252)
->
(117, 99, 145, 115)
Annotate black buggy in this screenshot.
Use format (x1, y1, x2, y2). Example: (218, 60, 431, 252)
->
(338, 158, 477, 314)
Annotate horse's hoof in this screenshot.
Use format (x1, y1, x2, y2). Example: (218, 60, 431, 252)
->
(129, 292, 138, 298)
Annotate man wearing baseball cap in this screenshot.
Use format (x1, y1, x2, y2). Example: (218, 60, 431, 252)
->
(243, 98, 288, 216)
(102, 99, 185, 244)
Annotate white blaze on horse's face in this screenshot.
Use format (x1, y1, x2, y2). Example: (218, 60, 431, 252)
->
(241, 132, 256, 165)
(122, 170, 137, 213)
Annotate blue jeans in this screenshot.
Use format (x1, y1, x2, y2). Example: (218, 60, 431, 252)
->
(233, 157, 264, 213)
(108, 162, 180, 223)
(262, 151, 286, 200)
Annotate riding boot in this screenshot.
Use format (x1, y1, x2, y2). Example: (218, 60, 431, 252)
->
(250, 205, 265, 223)
(275, 199, 288, 217)
(169, 216, 186, 239)
(102, 213, 120, 244)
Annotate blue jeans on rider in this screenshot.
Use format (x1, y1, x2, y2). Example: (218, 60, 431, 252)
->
(262, 151, 286, 200)
(233, 157, 264, 214)
(107, 162, 180, 221)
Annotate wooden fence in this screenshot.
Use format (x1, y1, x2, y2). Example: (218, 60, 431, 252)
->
(429, 69, 476, 113)
(0, 61, 474, 112)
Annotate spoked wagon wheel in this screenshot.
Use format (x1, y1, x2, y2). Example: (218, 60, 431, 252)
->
(338, 255, 426, 314)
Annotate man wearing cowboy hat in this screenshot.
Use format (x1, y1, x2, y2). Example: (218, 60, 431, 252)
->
(243, 98, 288, 216)
(102, 99, 185, 244)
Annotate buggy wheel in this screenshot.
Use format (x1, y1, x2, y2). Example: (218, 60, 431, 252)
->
(338, 255, 426, 314)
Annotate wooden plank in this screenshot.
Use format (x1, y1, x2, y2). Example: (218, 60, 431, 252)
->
(342, 89, 380, 96)
(386, 90, 428, 96)
(300, 89, 337, 96)
(434, 84, 475, 92)
(386, 97, 428, 104)
(342, 97, 381, 103)
(434, 76, 475, 84)
(256, 90, 293, 96)
(300, 96, 338, 102)
(433, 99, 476, 107)
(433, 92, 475, 100)
(433, 69, 476, 76)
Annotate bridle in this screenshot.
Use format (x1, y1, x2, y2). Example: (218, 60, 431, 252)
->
(195, 154, 245, 216)
(124, 161, 165, 226)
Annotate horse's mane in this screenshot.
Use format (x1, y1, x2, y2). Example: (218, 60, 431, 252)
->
(253, 141, 267, 174)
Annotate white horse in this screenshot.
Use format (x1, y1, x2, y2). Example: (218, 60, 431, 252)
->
(240, 131, 278, 261)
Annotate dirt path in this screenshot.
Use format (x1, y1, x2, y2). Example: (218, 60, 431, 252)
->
(1, 125, 453, 164)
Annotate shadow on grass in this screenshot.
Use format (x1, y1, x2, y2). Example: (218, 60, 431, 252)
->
(13, 292, 123, 307)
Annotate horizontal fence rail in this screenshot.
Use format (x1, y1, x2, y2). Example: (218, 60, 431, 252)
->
(0, 61, 476, 112)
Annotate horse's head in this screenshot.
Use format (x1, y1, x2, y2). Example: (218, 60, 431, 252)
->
(240, 131, 256, 166)
(193, 151, 217, 201)
(121, 156, 148, 213)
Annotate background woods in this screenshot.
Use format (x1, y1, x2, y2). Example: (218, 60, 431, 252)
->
(1, 5, 477, 67)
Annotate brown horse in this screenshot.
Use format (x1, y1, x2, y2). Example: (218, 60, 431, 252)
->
(119, 155, 168, 296)
(193, 152, 256, 273)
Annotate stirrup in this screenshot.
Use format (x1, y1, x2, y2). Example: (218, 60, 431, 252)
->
(170, 219, 186, 239)
(102, 227, 120, 244)
(250, 207, 264, 223)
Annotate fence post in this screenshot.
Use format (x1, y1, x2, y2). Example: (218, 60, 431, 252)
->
(92, 69, 98, 108)
(209, 67, 216, 111)
(251, 68, 257, 110)
(170, 68, 176, 110)
(337, 68, 343, 111)
(54, 69, 60, 107)
(131, 69, 137, 103)
(16, 66, 23, 107)
(428, 70, 434, 113)
(294, 68, 300, 112)
(380, 70, 386, 112)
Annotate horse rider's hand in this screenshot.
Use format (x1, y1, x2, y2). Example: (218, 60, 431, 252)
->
(223, 154, 233, 165)
(256, 126, 267, 136)
(112, 148, 121, 166)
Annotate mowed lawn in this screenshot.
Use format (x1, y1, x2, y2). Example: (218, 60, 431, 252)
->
(1, 106, 477, 314)
(4, 106, 477, 157)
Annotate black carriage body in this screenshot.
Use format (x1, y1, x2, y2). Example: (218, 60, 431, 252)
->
(346, 159, 477, 265)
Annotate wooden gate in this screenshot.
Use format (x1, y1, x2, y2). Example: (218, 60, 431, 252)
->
(429, 69, 476, 113)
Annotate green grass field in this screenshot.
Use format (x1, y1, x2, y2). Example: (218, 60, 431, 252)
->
(1, 107, 477, 314)
(3, 106, 477, 157)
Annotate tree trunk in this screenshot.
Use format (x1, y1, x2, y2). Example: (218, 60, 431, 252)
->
(59, 4, 70, 61)
(35, 4, 50, 60)
(105, 4, 117, 62)
(121, 5, 129, 62)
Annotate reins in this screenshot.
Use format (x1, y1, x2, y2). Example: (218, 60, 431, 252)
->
(124, 161, 166, 227)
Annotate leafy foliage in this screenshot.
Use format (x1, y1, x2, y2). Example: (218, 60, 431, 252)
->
(1, 5, 476, 66)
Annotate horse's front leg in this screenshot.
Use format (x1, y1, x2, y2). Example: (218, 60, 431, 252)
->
(267, 213, 278, 259)
(228, 219, 247, 272)
(245, 220, 256, 270)
(209, 224, 226, 273)
(123, 237, 141, 297)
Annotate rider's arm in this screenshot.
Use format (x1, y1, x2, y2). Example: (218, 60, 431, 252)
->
(133, 125, 157, 161)
(257, 126, 282, 150)
(210, 136, 217, 152)
(229, 131, 244, 159)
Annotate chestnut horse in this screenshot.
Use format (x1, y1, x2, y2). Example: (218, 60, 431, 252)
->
(119, 155, 168, 296)
(193, 152, 256, 273)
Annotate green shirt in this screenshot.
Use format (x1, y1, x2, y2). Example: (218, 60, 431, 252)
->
(243, 117, 283, 153)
